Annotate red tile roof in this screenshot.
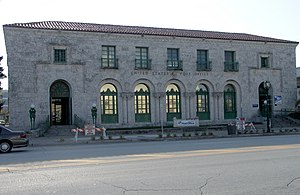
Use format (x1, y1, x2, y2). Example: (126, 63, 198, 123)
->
(4, 21, 298, 44)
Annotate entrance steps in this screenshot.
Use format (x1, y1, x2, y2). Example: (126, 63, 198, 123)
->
(45, 125, 77, 137)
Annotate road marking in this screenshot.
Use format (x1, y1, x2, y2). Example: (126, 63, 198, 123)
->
(1, 144, 300, 172)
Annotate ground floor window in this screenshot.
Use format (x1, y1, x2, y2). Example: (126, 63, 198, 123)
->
(135, 84, 151, 122)
(166, 84, 181, 121)
(196, 84, 210, 120)
(224, 84, 237, 119)
(100, 84, 118, 123)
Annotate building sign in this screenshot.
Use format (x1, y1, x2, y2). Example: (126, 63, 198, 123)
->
(173, 118, 199, 127)
(131, 71, 209, 77)
(85, 124, 95, 136)
(274, 96, 282, 106)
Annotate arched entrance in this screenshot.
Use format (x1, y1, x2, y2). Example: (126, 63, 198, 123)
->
(50, 80, 72, 125)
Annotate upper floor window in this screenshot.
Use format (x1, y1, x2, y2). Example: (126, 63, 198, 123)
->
(259, 54, 272, 68)
(197, 50, 211, 71)
(101, 46, 118, 69)
(54, 49, 66, 63)
(224, 51, 239, 72)
(167, 48, 182, 70)
(135, 47, 151, 69)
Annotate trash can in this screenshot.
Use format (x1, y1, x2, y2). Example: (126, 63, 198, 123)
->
(227, 124, 236, 135)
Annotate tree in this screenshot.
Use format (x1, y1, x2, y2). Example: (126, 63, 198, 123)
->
(0, 56, 7, 112)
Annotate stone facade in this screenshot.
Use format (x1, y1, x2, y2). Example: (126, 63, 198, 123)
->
(3, 21, 298, 131)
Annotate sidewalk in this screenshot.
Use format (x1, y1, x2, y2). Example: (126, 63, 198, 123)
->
(28, 134, 161, 147)
(28, 126, 300, 147)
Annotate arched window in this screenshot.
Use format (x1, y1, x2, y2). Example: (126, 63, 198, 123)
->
(196, 84, 210, 120)
(166, 84, 181, 121)
(134, 84, 151, 122)
(224, 84, 237, 119)
(100, 84, 118, 123)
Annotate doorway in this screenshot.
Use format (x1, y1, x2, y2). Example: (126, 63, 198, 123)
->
(50, 80, 71, 125)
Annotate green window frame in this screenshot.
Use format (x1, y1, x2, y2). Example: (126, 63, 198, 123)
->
(224, 51, 239, 71)
(101, 46, 118, 68)
(196, 84, 210, 120)
(197, 50, 211, 71)
(54, 49, 66, 63)
(261, 56, 269, 68)
(167, 48, 182, 70)
(166, 84, 181, 121)
(100, 84, 118, 123)
(134, 84, 151, 122)
(135, 47, 151, 69)
(224, 85, 237, 119)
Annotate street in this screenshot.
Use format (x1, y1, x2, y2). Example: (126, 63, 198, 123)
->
(1, 134, 300, 194)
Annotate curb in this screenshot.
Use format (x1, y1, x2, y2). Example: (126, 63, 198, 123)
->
(28, 131, 300, 147)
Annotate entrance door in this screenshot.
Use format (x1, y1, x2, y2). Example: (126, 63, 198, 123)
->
(51, 98, 70, 125)
(50, 80, 71, 125)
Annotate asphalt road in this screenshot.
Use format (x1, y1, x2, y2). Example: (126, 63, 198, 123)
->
(1, 134, 300, 194)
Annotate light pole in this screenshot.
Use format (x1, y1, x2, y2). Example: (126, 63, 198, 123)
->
(263, 81, 271, 133)
(29, 104, 36, 130)
(91, 103, 97, 125)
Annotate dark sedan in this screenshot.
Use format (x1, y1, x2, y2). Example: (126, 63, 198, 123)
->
(0, 125, 29, 153)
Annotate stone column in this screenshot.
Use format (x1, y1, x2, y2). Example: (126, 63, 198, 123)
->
(212, 92, 223, 121)
(184, 92, 196, 119)
(153, 92, 166, 125)
(121, 92, 134, 125)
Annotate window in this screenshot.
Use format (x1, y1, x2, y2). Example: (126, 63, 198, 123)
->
(196, 84, 210, 120)
(101, 46, 118, 68)
(197, 50, 211, 71)
(261, 56, 269, 68)
(224, 84, 237, 119)
(166, 84, 181, 121)
(100, 84, 118, 123)
(135, 47, 151, 69)
(224, 51, 238, 71)
(167, 48, 182, 70)
(135, 84, 151, 122)
(54, 49, 66, 63)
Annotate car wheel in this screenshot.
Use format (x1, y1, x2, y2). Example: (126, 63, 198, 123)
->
(0, 141, 12, 153)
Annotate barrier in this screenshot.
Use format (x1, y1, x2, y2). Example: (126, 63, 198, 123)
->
(71, 126, 107, 142)
(245, 122, 256, 132)
(71, 128, 84, 143)
(95, 127, 107, 138)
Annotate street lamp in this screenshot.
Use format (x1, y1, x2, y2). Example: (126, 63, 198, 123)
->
(29, 104, 36, 130)
(263, 81, 271, 133)
(91, 103, 97, 125)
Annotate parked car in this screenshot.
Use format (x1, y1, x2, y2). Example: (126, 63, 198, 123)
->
(0, 125, 29, 153)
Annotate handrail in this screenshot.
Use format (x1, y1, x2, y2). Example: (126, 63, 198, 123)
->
(74, 114, 85, 128)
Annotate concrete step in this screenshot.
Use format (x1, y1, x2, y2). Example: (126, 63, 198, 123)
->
(45, 125, 77, 137)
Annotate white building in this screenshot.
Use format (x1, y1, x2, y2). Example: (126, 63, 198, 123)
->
(3, 21, 298, 131)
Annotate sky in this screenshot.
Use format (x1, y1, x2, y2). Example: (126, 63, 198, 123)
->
(0, 0, 299, 90)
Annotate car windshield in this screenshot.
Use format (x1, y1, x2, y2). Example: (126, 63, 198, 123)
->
(0, 126, 12, 134)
